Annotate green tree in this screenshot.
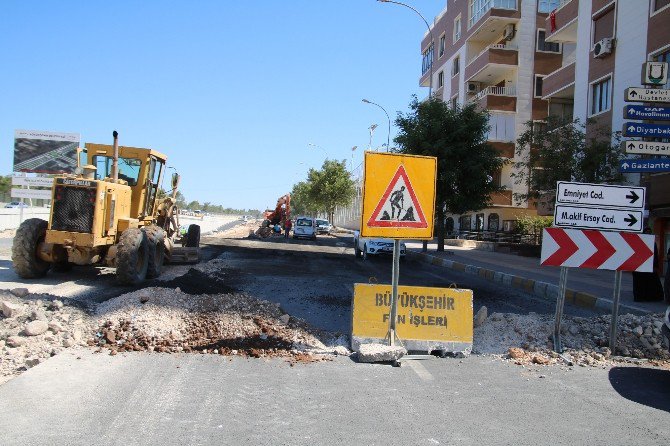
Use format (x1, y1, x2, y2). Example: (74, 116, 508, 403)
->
(175, 191, 186, 208)
(290, 181, 318, 216)
(307, 160, 356, 222)
(394, 97, 504, 251)
(513, 116, 624, 207)
(0, 175, 11, 201)
(186, 200, 201, 210)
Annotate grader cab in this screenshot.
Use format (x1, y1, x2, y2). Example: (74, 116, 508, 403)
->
(12, 131, 200, 285)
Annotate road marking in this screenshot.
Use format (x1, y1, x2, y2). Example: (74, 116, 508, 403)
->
(406, 359, 434, 381)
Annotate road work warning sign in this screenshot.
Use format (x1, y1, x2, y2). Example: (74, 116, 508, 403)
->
(361, 152, 436, 239)
(351, 284, 473, 353)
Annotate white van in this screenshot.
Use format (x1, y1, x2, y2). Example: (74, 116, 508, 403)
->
(293, 216, 317, 240)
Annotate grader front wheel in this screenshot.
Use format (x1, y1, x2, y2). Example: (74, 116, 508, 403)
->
(12, 218, 51, 279)
(116, 228, 149, 285)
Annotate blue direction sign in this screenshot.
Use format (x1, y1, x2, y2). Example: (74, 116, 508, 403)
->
(623, 105, 670, 121)
(622, 122, 670, 137)
(620, 158, 670, 173)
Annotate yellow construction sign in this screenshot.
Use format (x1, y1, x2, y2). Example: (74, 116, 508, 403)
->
(351, 284, 473, 348)
(360, 152, 436, 239)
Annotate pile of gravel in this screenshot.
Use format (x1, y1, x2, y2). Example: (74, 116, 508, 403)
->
(0, 289, 93, 384)
(474, 310, 669, 368)
(92, 287, 349, 361)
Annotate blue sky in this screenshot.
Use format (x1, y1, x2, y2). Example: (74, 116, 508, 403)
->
(0, 1, 440, 211)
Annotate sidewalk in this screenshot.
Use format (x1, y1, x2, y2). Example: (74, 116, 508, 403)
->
(405, 242, 668, 316)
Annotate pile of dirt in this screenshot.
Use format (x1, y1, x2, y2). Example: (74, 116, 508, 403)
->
(0, 289, 93, 384)
(250, 227, 274, 239)
(474, 310, 670, 368)
(91, 286, 344, 362)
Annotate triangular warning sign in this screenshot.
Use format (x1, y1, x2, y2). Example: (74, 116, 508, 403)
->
(367, 165, 428, 228)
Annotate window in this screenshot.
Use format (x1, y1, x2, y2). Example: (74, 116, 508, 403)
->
(476, 213, 485, 231)
(534, 75, 544, 98)
(654, 49, 670, 88)
(590, 76, 611, 115)
(538, 0, 560, 13)
(446, 217, 455, 232)
(488, 213, 500, 231)
(439, 34, 446, 58)
(459, 215, 471, 231)
(93, 156, 141, 186)
(653, 0, 670, 13)
(537, 30, 561, 53)
(450, 95, 458, 109)
(453, 16, 462, 42)
(422, 44, 434, 75)
(469, 0, 516, 28)
(592, 6, 615, 45)
(452, 56, 460, 76)
(438, 71, 444, 88)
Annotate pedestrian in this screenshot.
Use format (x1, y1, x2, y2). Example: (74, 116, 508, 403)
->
(284, 219, 292, 239)
(632, 228, 664, 302)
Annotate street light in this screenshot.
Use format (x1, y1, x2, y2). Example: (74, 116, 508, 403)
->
(362, 98, 391, 153)
(308, 143, 329, 158)
(378, 0, 435, 98)
(368, 124, 378, 150)
(350, 146, 358, 172)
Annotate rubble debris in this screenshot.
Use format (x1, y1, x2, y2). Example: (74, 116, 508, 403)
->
(91, 287, 335, 363)
(357, 343, 407, 363)
(10, 288, 29, 298)
(474, 306, 487, 328)
(24, 320, 48, 336)
(1, 301, 23, 318)
(477, 312, 670, 368)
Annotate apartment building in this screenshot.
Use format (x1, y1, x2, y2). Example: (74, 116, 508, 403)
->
(421, 0, 670, 243)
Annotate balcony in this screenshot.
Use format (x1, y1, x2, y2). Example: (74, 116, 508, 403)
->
(465, 44, 518, 83)
(545, 0, 578, 43)
(469, 0, 518, 29)
(542, 61, 575, 99)
(474, 85, 517, 112)
(491, 189, 513, 207)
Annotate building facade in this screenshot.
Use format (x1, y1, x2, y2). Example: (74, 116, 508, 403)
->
(422, 0, 670, 262)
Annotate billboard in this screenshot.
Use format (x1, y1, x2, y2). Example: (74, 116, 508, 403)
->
(13, 129, 80, 174)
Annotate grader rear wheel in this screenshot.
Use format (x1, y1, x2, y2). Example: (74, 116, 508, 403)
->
(143, 225, 165, 279)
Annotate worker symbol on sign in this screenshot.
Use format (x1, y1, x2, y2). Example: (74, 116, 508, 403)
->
(367, 165, 427, 228)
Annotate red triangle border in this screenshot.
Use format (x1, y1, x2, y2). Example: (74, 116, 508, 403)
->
(366, 165, 428, 228)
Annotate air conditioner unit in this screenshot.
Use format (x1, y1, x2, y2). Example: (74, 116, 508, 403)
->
(593, 38, 612, 58)
(467, 82, 481, 94)
(503, 24, 515, 41)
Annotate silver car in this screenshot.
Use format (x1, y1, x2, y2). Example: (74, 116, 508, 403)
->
(293, 217, 317, 240)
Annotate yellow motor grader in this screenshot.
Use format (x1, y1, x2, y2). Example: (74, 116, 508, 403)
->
(12, 131, 200, 285)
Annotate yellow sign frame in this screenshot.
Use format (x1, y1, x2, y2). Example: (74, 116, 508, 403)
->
(360, 152, 436, 239)
(351, 284, 473, 350)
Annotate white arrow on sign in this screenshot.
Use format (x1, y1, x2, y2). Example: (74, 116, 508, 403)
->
(554, 204, 643, 233)
(10, 188, 53, 200)
(556, 182, 645, 210)
(625, 87, 670, 102)
(622, 140, 670, 155)
(11, 176, 55, 187)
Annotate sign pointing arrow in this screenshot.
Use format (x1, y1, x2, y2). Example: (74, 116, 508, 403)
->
(625, 191, 639, 204)
(541, 228, 654, 272)
(624, 214, 638, 227)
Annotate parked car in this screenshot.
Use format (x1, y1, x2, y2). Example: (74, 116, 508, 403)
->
(316, 219, 333, 235)
(353, 231, 406, 260)
(293, 216, 317, 240)
(4, 202, 29, 208)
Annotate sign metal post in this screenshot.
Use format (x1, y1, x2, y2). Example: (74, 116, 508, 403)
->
(388, 239, 401, 346)
(553, 266, 569, 353)
(609, 270, 623, 351)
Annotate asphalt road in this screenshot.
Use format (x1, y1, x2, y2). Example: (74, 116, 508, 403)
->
(0, 350, 668, 446)
(206, 233, 599, 335)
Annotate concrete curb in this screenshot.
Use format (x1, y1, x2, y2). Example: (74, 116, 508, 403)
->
(408, 251, 652, 316)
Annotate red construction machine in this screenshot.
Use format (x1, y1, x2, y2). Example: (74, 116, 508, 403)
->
(263, 194, 291, 227)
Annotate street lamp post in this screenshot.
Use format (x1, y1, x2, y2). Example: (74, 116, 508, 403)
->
(368, 124, 378, 151)
(362, 99, 391, 153)
(308, 143, 329, 159)
(378, 0, 435, 98)
(350, 146, 358, 172)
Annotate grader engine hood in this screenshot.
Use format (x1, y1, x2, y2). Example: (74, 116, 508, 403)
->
(50, 178, 97, 233)
(46, 177, 132, 247)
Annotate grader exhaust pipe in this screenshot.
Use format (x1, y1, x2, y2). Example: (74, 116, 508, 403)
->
(112, 130, 119, 183)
